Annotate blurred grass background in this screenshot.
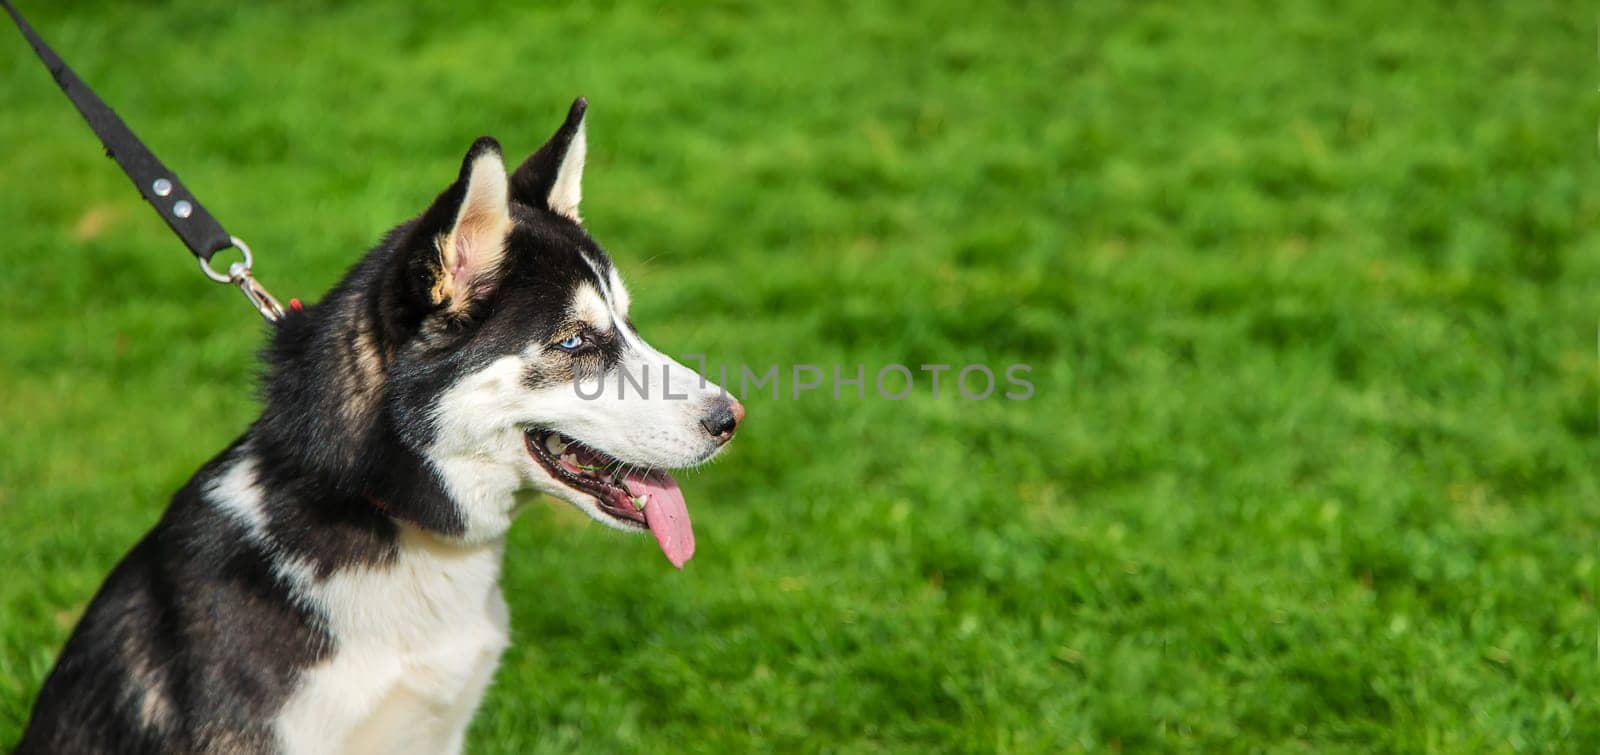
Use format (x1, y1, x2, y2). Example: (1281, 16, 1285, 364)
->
(1, 0, 1597, 751)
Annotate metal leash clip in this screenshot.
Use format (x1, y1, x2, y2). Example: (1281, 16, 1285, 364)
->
(198, 237, 286, 322)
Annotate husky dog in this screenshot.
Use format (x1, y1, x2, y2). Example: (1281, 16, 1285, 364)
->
(18, 98, 743, 754)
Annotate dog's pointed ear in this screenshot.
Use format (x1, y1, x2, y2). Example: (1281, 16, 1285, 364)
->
(510, 97, 588, 222)
(403, 137, 513, 315)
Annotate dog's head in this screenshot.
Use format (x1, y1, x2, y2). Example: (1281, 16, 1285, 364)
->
(289, 99, 740, 567)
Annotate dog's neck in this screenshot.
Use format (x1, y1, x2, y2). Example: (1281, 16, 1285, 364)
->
(249, 243, 476, 539)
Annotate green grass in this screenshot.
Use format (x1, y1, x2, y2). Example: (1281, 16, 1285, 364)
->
(1, 0, 1596, 751)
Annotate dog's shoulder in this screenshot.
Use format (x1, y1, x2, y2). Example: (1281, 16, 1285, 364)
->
(18, 443, 336, 753)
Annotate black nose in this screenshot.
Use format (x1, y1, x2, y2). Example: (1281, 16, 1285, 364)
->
(700, 399, 744, 443)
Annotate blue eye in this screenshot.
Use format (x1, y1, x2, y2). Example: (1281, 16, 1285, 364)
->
(557, 335, 584, 350)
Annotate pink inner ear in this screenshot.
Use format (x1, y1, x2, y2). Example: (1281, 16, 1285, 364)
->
(453, 231, 474, 284)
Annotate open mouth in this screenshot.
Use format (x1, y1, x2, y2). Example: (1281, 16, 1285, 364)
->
(523, 429, 695, 568)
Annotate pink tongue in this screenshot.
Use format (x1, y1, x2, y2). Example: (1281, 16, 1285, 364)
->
(623, 470, 694, 569)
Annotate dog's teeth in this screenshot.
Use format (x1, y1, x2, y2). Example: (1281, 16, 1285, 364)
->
(631, 495, 649, 511)
(545, 434, 566, 455)
(560, 453, 578, 469)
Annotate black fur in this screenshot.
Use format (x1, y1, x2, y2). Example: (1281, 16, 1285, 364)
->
(18, 442, 337, 754)
(18, 99, 625, 753)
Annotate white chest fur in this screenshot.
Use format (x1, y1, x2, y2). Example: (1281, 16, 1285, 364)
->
(205, 456, 511, 755)
(273, 527, 511, 755)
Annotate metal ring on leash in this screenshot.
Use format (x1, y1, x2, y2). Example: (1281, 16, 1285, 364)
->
(198, 236, 253, 283)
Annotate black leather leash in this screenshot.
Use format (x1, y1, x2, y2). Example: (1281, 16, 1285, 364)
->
(3, 0, 285, 321)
